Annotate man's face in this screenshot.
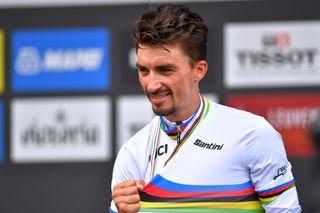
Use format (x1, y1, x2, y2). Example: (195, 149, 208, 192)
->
(136, 43, 205, 121)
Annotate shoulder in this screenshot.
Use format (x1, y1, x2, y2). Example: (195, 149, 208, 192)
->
(112, 116, 160, 183)
(207, 101, 282, 151)
(208, 101, 269, 129)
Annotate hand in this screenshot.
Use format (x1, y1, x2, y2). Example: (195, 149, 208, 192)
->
(112, 180, 145, 213)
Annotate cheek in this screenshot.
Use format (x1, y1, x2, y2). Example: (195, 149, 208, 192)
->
(138, 75, 146, 90)
(175, 78, 194, 97)
(178, 77, 193, 89)
(172, 81, 185, 96)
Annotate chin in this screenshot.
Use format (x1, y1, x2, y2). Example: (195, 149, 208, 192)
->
(152, 106, 176, 117)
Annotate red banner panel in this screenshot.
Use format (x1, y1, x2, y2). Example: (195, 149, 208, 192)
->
(226, 94, 319, 157)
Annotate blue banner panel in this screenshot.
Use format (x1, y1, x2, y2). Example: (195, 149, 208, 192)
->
(12, 28, 110, 92)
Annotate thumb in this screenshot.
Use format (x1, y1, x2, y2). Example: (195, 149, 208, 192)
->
(136, 180, 145, 190)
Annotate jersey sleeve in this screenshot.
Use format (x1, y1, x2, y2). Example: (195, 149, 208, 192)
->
(108, 143, 143, 213)
(245, 117, 301, 212)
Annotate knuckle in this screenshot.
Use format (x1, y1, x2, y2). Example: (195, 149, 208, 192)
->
(118, 203, 129, 213)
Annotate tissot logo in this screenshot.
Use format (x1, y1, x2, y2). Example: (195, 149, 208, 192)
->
(262, 32, 290, 48)
(237, 32, 317, 68)
(194, 139, 224, 150)
(225, 21, 320, 88)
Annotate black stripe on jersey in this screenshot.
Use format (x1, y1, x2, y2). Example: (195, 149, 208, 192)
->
(258, 183, 295, 198)
(139, 191, 260, 203)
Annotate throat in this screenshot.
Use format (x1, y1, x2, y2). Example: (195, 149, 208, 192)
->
(160, 94, 204, 143)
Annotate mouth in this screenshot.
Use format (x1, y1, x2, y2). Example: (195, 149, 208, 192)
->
(147, 91, 171, 105)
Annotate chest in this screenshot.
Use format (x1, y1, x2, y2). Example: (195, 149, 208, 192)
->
(149, 126, 250, 185)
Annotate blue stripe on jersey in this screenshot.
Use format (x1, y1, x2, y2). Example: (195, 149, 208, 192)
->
(151, 174, 254, 192)
(257, 179, 295, 193)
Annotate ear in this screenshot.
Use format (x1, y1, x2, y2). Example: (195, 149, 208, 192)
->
(194, 60, 208, 82)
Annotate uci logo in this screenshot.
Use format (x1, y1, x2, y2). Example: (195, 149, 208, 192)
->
(155, 144, 168, 159)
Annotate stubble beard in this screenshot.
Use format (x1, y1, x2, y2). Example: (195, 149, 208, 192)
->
(152, 104, 177, 117)
(146, 88, 177, 116)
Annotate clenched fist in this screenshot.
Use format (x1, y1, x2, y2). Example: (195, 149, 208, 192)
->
(112, 180, 145, 213)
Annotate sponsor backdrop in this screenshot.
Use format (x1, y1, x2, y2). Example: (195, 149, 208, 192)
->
(0, 0, 320, 213)
(11, 97, 111, 163)
(0, 30, 4, 94)
(12, 28, 110, 92)
(224, 21, 320, 88)
(226, 94, 320, 157)
(0, 101, 3, 162)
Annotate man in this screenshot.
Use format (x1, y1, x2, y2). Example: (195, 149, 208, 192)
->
(110, 4, 301, 213)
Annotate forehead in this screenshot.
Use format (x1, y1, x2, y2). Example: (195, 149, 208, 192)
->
(137, 43, 189, 65)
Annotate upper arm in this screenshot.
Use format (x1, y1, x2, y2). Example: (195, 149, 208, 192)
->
(245, 117, 301, 211)
(111, 146, 142, 189)
(109, 145, 143, 213)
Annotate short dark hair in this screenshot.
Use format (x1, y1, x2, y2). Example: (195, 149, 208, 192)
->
(133, 4, 208, 63)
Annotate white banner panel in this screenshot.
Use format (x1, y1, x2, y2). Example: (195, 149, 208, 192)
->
(224, 21, 320, 88)
(11, 96, 111, 163)
(116, 93, 218, 151)
(116, 95, 154, 151)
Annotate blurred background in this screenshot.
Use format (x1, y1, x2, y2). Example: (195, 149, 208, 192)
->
(0, 0, 319, 212)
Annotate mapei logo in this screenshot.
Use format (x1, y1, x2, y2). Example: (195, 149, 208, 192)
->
(12, 28, 110, 92)
(15, 47, 103, 75)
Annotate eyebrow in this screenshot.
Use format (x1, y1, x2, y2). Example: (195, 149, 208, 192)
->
(136, 63, 177, 71)
(154, 63, 177, 71)
(136, 63, 146, 69)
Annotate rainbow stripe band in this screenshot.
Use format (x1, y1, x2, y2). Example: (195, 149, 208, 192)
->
(140, 207, 264, 213)
(144, 174, 255, 193)
(140, 192, 260, 202)
(140, 202, 265, 213)
(140, 175, 265, 212)
(257, 179, 296, 205)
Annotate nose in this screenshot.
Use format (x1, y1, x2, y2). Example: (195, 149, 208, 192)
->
(145, 71, 162, 92)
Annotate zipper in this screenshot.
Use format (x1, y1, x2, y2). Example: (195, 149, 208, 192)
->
(176, 121, 182, 144)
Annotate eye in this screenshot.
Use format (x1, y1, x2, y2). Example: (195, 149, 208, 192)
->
(157, 66, 175, 75)
(159, 67, 172, 72)
(137, 66, 149, 75)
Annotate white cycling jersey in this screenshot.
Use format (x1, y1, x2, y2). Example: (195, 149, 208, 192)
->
(109, 97, 301, 213)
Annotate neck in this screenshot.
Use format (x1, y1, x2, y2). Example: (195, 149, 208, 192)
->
(163, 93, 202, 123)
